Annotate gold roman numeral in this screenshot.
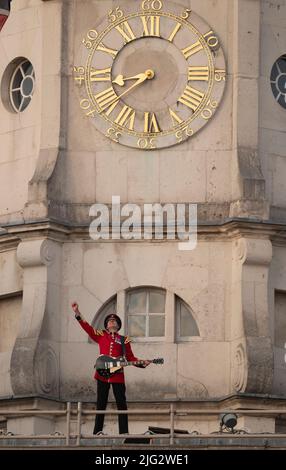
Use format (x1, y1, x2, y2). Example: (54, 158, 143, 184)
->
(169, 108, 183, 126)
(178, 85, 204, 111)
(182, 31, 218, 59)
(90, 68, 111, 82)
(115, 21, 136, 43)
(141, 15, 160, 37)
(181, 40, 203, 59)
(96, 43, 118, 58)
(144, 112, 160, 133)
(94, 87, 119, 115)
(114, 105, 136, 130)
(188, 66, 209, 81)
(168, 22, 182, 42)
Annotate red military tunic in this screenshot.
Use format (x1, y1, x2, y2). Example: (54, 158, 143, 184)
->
(77, 318, 138, 383)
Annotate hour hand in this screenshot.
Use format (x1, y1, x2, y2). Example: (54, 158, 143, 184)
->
(113, 70, 155, 86)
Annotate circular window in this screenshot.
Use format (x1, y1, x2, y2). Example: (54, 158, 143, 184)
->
(270, 55, 286, 109)
(8, 59, 35, 112)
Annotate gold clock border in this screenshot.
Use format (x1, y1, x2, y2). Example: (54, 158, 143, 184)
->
(85, 10, 215, 138)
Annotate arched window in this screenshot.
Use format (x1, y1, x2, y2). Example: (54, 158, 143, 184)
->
(92, 295, 117, 331)
(175, 295, 200, 340)
(126, 287, 165, 339)
(89, 289, 199, 343)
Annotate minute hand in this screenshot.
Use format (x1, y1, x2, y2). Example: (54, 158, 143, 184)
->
(104, 71, 154, 111)
(117, 73, 147, 99)
(105, 74, 147, 111)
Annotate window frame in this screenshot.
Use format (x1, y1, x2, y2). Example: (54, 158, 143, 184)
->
(126, 287, 166, 342)
(175, 295, 201, 343)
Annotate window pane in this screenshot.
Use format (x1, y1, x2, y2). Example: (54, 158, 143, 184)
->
(149, 290, 165, 313)
(128, 291, 147, 314)
(128, 315, 146, 337)
(12, 69, 22, 89)
(22, 61, 32, 75)
(149, 315, 165, 337)
(12, 90, 21, 108)
(21, 97, 31, 111)
(180, 303, 199, 336)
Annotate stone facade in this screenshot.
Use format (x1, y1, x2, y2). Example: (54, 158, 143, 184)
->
(0, 0, 286, 436)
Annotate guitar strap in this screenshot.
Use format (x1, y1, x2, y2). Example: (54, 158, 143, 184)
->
(120, 335, 144, 368)
(120, 335, 126, 359)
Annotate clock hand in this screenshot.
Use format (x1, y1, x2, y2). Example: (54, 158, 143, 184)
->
(100, 70, 155, 112)
(113, 70, 154, 86)
(116, 70, 153, 100)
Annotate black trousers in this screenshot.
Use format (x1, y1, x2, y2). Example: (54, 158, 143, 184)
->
(93, 380, 128, 434)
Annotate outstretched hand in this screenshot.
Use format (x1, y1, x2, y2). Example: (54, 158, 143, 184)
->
(71, 302, 80, 315)
(142, 360, 151, 367)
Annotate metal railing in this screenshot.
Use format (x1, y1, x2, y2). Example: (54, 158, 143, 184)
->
(0, 403, 286, 447)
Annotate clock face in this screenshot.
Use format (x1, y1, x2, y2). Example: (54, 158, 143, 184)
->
(270, 55, 286, 110)
(73, 0, 226, 149)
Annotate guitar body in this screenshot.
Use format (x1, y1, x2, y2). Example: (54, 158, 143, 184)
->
(96, 355, 124, 378)
(95, 355, 164, 378)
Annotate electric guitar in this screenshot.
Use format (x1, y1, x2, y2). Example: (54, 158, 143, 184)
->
(95, 355, 164, 378)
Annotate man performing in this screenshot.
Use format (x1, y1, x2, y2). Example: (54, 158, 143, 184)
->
(71, 302, 150, 435)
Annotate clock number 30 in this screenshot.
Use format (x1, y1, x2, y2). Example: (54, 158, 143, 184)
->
(142, 0, 163, 11)
(137, 137, 157, 149)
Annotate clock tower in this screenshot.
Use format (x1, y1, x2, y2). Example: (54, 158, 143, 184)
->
(0, 0, 286, 437)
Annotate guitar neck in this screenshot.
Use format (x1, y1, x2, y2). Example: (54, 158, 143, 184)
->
(122, 360, 151, 366)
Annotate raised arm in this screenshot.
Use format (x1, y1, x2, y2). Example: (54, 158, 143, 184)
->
(71, 302, 103, 343)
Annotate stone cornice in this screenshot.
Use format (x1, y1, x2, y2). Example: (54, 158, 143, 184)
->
(1, 218, 286, 247)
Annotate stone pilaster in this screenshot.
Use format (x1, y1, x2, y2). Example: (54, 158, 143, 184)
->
(230, 237, 273, 393)
(230, 0, 269, 220)
(10, 239, 61, 398)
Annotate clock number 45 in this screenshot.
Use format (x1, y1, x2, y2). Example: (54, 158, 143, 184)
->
(73, 66, 85, 86)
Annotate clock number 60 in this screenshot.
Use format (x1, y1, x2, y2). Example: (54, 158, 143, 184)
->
(142, 0, 163, 11)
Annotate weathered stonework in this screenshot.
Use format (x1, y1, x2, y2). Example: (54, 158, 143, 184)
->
(0, 0, 286, 437)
